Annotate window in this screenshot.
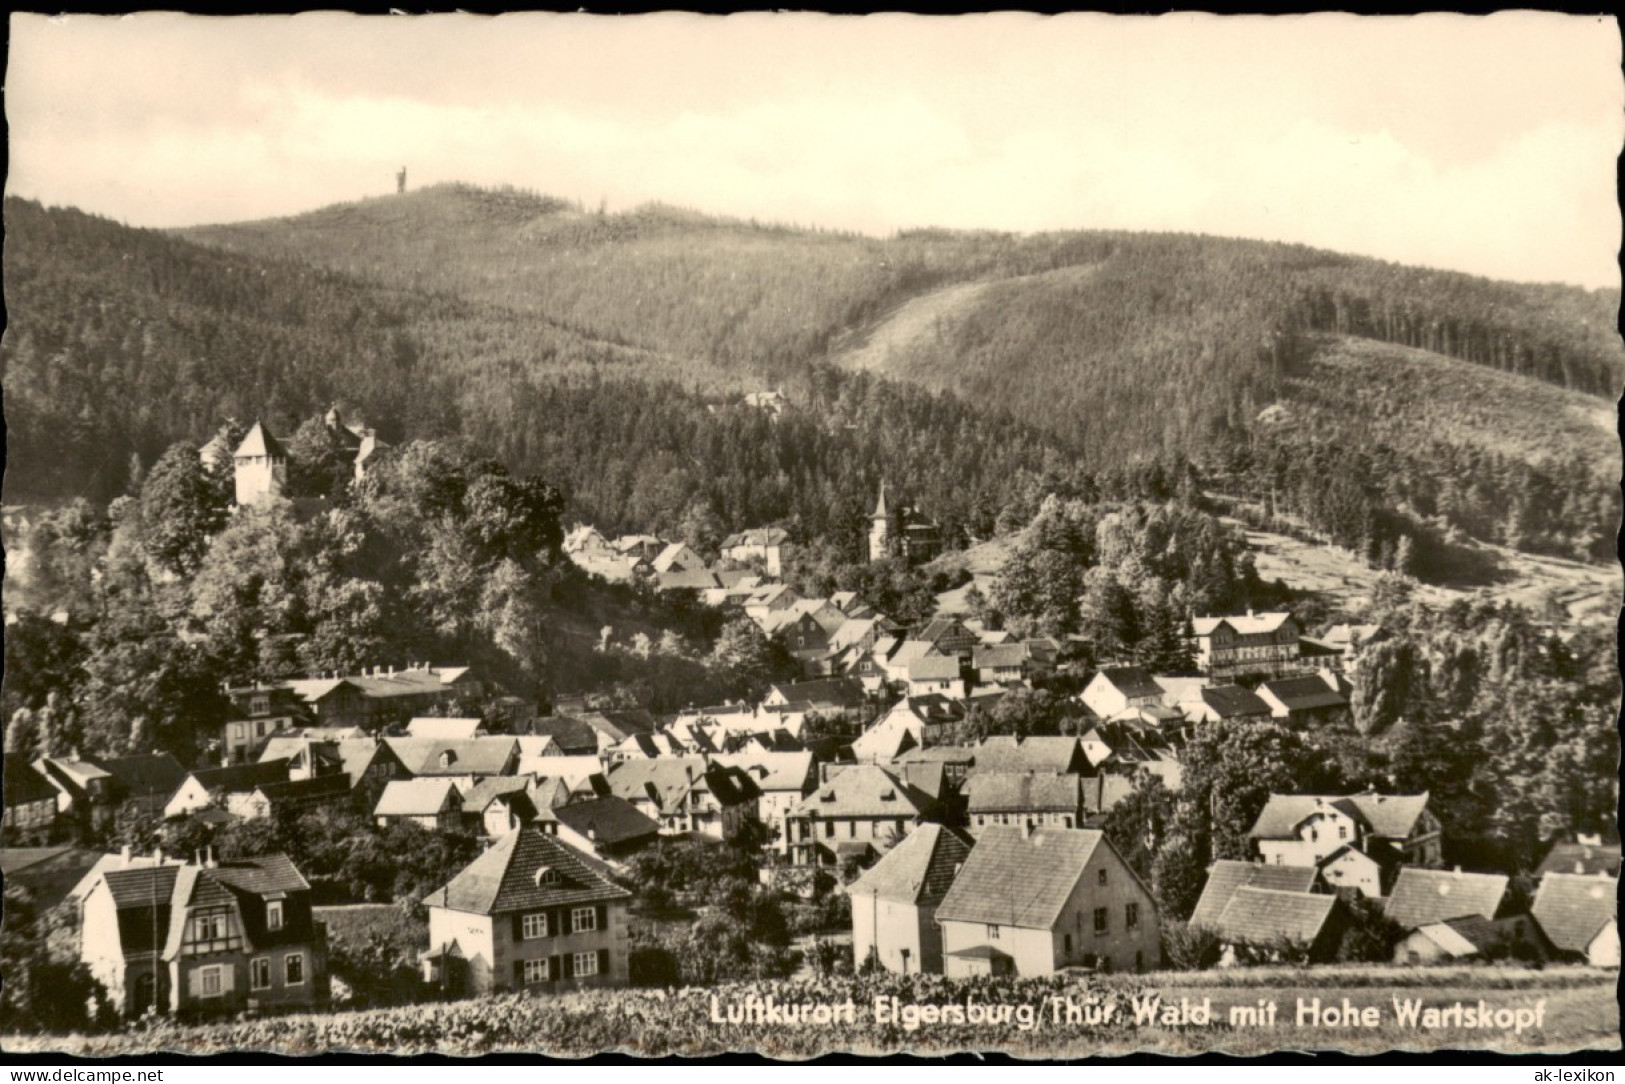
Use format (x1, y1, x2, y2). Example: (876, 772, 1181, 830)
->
(1064, 934, 1073, 954)
(192, 912, 229, 942)
(250, 695, 269, 716)
(847, 820, 857, 839)
(571, 907, 598, 933)
(256, 720, 267, 738)
(573, 951, 599, 977)
(285, 953, 305, 986)
(977, 815, 986, 827)
(824, 819, 835, 839)
(1310, 828, 1319, 842)
(522, 913, 548, 940)
(523, 958, 550, 984)
(1126, 903, 1140, 931)
(200, 965, 224, 997)
(1097, 868, 1108, 886)
(266, 901, 284, 931)
(1093, 907, 1108, 935)
(986, 924, 1001, 940)
(1339, 825, 1349, 840)
(250, 957, 271, 991)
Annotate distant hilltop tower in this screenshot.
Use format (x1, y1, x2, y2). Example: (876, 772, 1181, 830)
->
(396, 166, 407, 195)
(868, 481, 892, 562)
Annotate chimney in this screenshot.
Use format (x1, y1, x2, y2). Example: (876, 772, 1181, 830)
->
(154, 847, 165, 866)
(120, 844, 133, 868)
(205, 846, 217, 869)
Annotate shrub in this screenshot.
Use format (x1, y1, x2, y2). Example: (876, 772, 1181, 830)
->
(1161, 921, 1221, 971)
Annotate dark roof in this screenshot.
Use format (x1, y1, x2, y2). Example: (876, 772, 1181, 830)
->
(1190, 860, 1319, 929)
(792, 764, 931, 819)
(657, 569, 720, 591)
(1259, 675, 1349, 712)
(973, 644, 1028, 669)
(1199, 684, 1273, 718)
(206, 854, 310, 896)
(234, 420, 287, 459)
(578, 710, 658, 743)
(1095, 666, 1162, 699)
(1215, 886, 1338, 947)
(605, 758, 706, 812)
(972, 736, 1083, 775)
(256, 774, 351, 804)
(384, 737, 518, 776)
(1537, 842, 1622, 880)
(936, 826, 1106, 928)
(526, 716, 601, 752)
(768, 677, 867, 710)
(184, 759, 293, 794)
(423, 828, 630, 915)
(92, 754, 188, 799)
(846, 824, 974, 905)
(549, 797, 660, 846)
(1531, 873, 1617, 953)
(1080, 774, 1137, 817)
(5, 759, 58, 806)
(1384, 868, 1508, 930)
(704, 764, 762, 807)
(103, 864, 182, 909)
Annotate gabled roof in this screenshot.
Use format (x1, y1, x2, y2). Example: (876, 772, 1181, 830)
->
(233, 421, 286, 459)
(1080, 774, 1137, 817)
(712, 752, 816, 794)
(5, 758, 58, 806)
(1092, 666, 1163, 700)
(847, 824, 974, 905)
(1248, 792, 1431, 841)
(965, 772, 1079, 814)
(577, 710, 658, 743)
(1537, 842, 1622, 880)
(206, 853, 309, 896)
(908, 656, 962, 682)
(703, 763, 762, 807)
(1193, 612, 1295, 636)
(722, 527, 789, 549)
(1532, 873, 1617, 953)
(767, 677, 868, 711)
(791, 764, 931, 819)
(463, 776, 534, 811)
(973, 644, 1028, 670)
(383, 737, 517, 776)
(1214, 886, 1337, 947)
(651, 542, 697, 573)
(604, 757, 707, 812)
(657, 569, 720, 591)
(1190, 860, 1319, 929)
(972, 736, 1083, 775)
(550, 797, 660, 846)
(373, 778, 462, 817)
(1199, 685, 1273, 719)
(1407, 915, 1503, 957)
(422, 828, 630, 915)
(87, 754, 188, 800)
(255, 774, 351, 805)
(405, 717, 483, 740)
(1384, 868, 1509, 930)
(935, 826, 1105, 929)
(1258, 676, 1349, 712)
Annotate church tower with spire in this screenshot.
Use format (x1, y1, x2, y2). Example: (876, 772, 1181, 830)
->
(868, 481, 893, 563)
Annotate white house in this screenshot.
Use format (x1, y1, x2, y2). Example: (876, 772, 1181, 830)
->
(846, 824, 974, 975)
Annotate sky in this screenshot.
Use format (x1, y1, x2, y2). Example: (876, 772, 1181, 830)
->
(7, 12, 1622, 289)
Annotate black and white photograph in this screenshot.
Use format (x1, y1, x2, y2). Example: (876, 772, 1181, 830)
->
(1, 10, 1620, 1061)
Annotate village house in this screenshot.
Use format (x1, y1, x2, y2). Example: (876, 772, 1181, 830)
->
(1392, 916, 1513, 965)
(227, 774, 352, 823)
(1255, 673, 1351, 727)
(256, 736, 408, 811)
(5, 757, 60, 845)
(1179, 684, 1273, 725)
(1384, 867, 1511, 931)
(1318, 622, 1389, 672)
(603, 758, 760, 841)
(280, 663, 486, 731)
(1190, 611, 1305, 680)
(711, 752, 817, 853)
(913, 617, 981, 661)
(405, 717, 485, 740)
(1210, 887, 1346, 966)
(540, 797, 660, 860)
(965, 773, 1083, 834)
(373, 778, 464, 832)
(934, 826, 1159, 976)
(165, 760, 293, 820)
(906, 655, 966, 698)
(80, 851, 325, 1018)
(971, 735, 1090, 777)
(1080, 666, 1166, 720)
(523, 717, 604, 758)
(461, 778, 538, 837)
(972, 644, 1031, 687)
(720, 527, 789, 577)
(650, 541, 705, 575)
(1532, 873, 1619, 967)
(1384, 867, 1549, 963)
(1079, 774, 1138, 827)
(846, 824, 975, 975)
(513, 751, 605, 796)
(892, 744, 977, 789)
(220, 684, 308, 764)
(34, 753, 188, 838)
(1248, 791, 1442, 870)
(382, 737, 520, 785)
(851, 695, 965, 761)
(1189, 860, 1320, 931)
(784, 764, 938, 871)
(654, 568, 721, 595)
(420, 828, 632, 997)
(763, 677, 870, 723)
(1537, 841, 1622, 880)
(0, 845, 106, 912)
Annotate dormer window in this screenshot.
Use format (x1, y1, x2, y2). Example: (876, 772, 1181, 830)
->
(535, 866, 563, 887)
(250, 695, 270, 717)
(266, 900, 284, 931)
(439, 750, 457, 769)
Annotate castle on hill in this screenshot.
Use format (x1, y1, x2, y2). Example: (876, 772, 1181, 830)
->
(202, 408, 387, 507)
(868, 482, 942, 566)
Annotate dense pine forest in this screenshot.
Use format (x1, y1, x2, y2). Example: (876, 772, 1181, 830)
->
(6, 187, 1619, 570)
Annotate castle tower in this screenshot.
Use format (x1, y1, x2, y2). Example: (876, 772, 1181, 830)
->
(232, 421, 287, 507)
(868, 481, 892, 563)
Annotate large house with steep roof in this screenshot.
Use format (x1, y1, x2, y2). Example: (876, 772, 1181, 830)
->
(934, 826, 1159, 975)
(80, 852, 325, 1017)
(541, 797, 660, 859)
(420, 829, 632, 997)
(1080, 667, 1166, 720)
(1255, 673, 1350, 726)
(1190, 860, 1320, 930)
(966, 773, 1083, 834)
(5, 758, 60, 844)
(846, 824, 974, 975)
(1211, 887, 1346, 965)
(603, 758, 760, 841)
(711, 752, 816, 853)
(1191, 611, 1305, 679)
(784, 764, 938, 871)
(373, 778, 464, 832)
(35, 753, 189, 838)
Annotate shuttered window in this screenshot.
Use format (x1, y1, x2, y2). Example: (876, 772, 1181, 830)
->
(250, 958, 271, 991)
(573, 951, 599, 977)
(523, 958, 549, 984)
(571, 907, 597, 933)
(521, 913, 547, 939)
